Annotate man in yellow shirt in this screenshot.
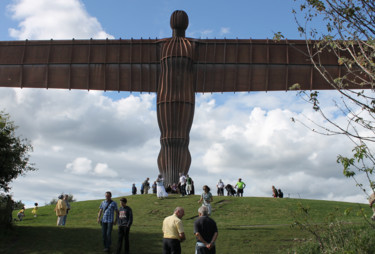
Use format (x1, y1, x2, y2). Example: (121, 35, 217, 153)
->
(54, 195, 67, 226)
(162, 207, 186, 254)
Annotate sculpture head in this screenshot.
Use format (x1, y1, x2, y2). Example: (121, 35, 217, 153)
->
(170, 10, 189, 37)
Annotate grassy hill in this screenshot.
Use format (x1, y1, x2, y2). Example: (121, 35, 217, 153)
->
(1, 194, 372, 254)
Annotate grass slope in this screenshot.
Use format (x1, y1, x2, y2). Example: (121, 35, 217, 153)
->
(1, 194, 372, 254)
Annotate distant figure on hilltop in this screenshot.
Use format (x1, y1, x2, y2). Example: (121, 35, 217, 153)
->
(143, 178, 150, 194)
(179, 173, 187, 197)
(198, 185, 213, 215)
(156, 174, 168, 199)
(235, 178, 246, 197)
(278, 189, 284, 198)
(217, 180, 224, 196)
(272, 186, 278, 198)
(152, 181, 157, 194)
(186, 174, 193, 195)
(225, 184, 236, 196)
(132, 184, 137, 195)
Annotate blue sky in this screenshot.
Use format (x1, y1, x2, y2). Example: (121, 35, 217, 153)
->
(0, 0, 369, 207)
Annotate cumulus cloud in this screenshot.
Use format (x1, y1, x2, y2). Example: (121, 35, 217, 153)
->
(7, 0, 114, 39)
(66, 157, 92, 175)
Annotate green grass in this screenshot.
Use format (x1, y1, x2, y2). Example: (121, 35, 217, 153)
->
(1, 195, 372, 254)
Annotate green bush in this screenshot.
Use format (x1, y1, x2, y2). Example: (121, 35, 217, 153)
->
(0, 194, 13, 230)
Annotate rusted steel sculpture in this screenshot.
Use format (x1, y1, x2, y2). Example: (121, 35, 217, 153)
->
(0, 10, 363, 185)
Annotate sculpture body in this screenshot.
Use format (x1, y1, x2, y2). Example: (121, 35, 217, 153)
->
(157, 11, 195, 185)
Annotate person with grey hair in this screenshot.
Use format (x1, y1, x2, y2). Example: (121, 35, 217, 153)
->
(162, 207, 186, 254)
(194, 206, 218, 254)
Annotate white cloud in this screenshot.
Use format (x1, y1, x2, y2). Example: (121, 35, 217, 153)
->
(7, 0, 114, 39)
(94, 163, 118, 177)
(220, 27, 230, 36)
(66, 157, 92, 175)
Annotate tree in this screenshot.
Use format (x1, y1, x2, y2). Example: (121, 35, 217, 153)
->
(0, 111, 36, 192)
(289, 0, 375, 198)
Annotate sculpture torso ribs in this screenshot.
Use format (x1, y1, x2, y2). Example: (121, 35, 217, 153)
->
(157, 11, 195, 186)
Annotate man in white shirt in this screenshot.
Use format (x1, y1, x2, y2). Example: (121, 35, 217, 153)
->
(179, 173, 187, 197)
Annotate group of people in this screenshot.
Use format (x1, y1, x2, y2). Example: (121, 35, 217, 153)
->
(162, 206, 218, 254)
(97, 191, 133, 254)
(16, 203, 39, 221)
(272, 186, 284, 198)
(54, 194, 71, 226)
(97, 190, 217, 254)
(132, 173, 196, 198)
(216, 178, 247, 197)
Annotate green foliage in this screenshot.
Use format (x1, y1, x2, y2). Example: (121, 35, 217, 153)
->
(291, 0, 375, 209)
(290, 202, 375, 253)
(0, 111, 36, 193)
(0, 194, 13, 230)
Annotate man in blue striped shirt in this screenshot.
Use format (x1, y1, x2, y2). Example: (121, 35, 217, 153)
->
(97, 191, 119, 253)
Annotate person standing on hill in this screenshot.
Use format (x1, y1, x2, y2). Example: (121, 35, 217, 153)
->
(132, 183, 137, 195)
(194, 206, 218, 254)
(217, 180, 224, 196)
(235, 178, 246, 197)
(186, 175, 193, 195)
(198, 185, 213, 215)
(152, 181, 157, 194)
(272, 186, 278, 198)
(54, 195, 67, 226)
(156, 174, 168, 199)
(62, 194, 71, 226)
(97, 191, 119, 253)
(32, 203, 38, 217)
(116, 197, 133, 254)
(162, 207, 186, 254)
(143, 178, 150, 194)
(179, 173, 187, 197)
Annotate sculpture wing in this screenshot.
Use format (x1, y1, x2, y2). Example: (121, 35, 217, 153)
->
(0, 39, 161, 92)
(192, 39, 345, 93)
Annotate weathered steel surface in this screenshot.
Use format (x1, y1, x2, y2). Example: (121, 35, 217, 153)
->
(0, 39, 349, 93)
(0, 39, 160, 92)
(0, 10, 363, 185)
(157, 11, 194, 185)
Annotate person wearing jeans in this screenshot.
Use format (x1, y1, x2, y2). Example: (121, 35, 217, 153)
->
(97, 191, 118, 253)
